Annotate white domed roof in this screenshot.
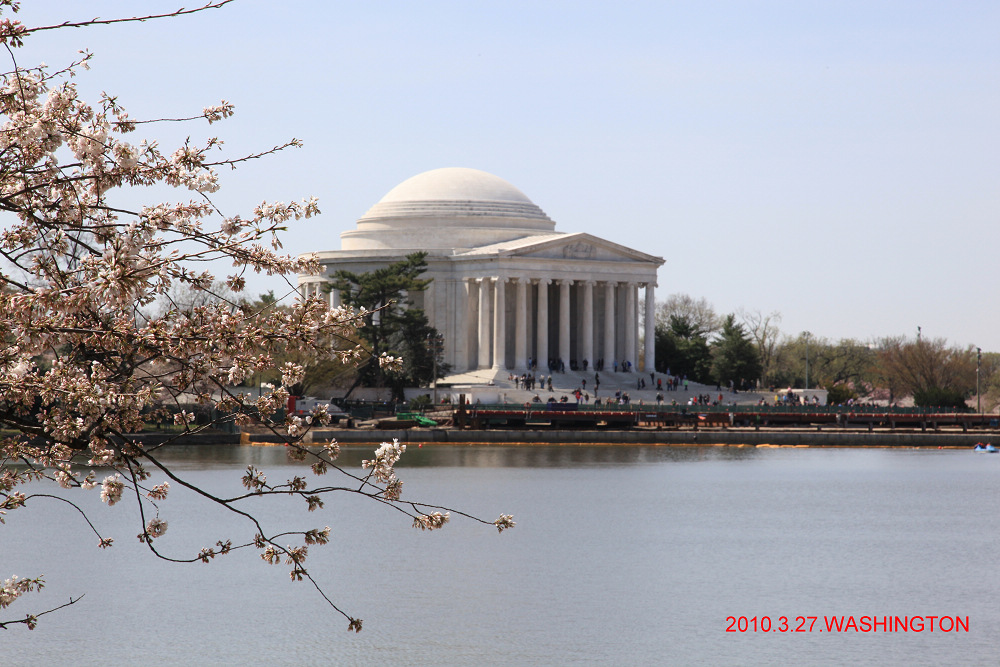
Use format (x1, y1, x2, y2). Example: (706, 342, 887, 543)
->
(342, 167, 557, 251)
(379, 167, 536, 205)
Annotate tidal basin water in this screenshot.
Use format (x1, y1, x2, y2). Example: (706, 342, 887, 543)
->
(5, 444, 1000, 666)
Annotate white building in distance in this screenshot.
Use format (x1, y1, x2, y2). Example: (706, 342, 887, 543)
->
(299, 167, 663, 377)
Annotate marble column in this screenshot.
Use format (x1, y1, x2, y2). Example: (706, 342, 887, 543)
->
(460, 278, 476, 371)
(625, 282, 636, 370)
(514, 278, 528, 369)
(581, 280, 594, 369)
(633, 283, 640, 370)
(558, 279, 572, 370)
(492, 277, 506, 370)
(536, 278, 550, 371)
(603, 281, 616, 367)
(423, 281, 435, 329)
(477, 278, 491, 369)
(644, 283, 656, 372)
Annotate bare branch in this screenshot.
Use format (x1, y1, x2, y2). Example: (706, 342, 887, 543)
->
(0, 595, 85, 631)
(10, 1, 237, 39)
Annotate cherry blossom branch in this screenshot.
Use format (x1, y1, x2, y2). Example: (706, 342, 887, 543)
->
(0, 595, 85, 631)
(19, 493, 111, 544)
(0, 3, 513, 633)
(0, 1, 237, 48)
(122, 445, 361, 626)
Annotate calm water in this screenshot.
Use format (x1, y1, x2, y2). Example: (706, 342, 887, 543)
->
(4, 445, 1000, 666)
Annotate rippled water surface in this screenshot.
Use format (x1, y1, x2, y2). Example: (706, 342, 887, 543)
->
(5, 445, 999, 666)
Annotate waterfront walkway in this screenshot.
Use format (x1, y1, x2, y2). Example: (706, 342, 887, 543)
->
(439, 367, 774, 406)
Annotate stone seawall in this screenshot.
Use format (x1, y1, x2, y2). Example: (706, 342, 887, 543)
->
(125, 428, 995, 448)
(276, 428, 992, 448)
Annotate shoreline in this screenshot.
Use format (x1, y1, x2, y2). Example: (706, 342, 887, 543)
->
(127, 427, 999, 448)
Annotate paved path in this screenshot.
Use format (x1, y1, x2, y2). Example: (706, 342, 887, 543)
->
(440, 367, 772, 406)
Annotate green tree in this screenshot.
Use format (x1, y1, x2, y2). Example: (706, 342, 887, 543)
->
(655, 314, 713, 382)
(710, 314, 762, 389)
(331, 252, 443, 398)
(385, 309, 451, 398)
(825, 382, 859, 404)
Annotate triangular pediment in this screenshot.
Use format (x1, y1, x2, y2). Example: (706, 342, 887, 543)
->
(456, 232, 663, 265)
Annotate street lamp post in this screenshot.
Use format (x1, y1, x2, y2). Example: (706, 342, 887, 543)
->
(427, 333, 444, 405)
(977, 347, 982, 414)
(803, 331, 811, 390)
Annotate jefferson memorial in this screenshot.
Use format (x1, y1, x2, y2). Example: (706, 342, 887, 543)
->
(298, 168, 663, 376)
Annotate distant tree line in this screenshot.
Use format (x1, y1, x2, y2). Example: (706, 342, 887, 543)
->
(230, 279, 994, 411)
(653, 293, 994, 410)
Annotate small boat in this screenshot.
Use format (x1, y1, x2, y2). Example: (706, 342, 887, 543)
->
(973, 443, 997, 453)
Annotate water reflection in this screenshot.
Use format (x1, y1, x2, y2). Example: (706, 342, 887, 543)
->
(154, 442, 767, 470)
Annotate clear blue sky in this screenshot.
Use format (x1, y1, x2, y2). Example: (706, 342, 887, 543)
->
(13, 1, 1000, 350)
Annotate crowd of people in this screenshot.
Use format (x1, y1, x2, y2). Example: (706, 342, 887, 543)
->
(770, 390, 823, 406)
(521, 357, 659, 374)
(503, 368, 704, 408)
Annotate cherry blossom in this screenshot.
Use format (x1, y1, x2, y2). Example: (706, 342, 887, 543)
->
(0, 1, 512, 633)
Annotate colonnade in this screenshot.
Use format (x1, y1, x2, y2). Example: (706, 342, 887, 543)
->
(466, 276, 656, 373)
(300, 275, 658, 373)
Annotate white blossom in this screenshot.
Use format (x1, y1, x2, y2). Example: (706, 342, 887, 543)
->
(287, 415, 304, 438)
(361, 440, 406, 484)
(173, 411, 194, 427)
(494, 514, 516, 533)
(203, 100, 234, 124)
(100, 475, 124, 506)
(412, 512, 450, 531)
(0, 17, 513, 633)
(280, 362, 305, 388)
(146, 482, 170, 501)
(145, 517, 168, 538)
(226, 364, 248, 385)
(0, 576, 44, 610)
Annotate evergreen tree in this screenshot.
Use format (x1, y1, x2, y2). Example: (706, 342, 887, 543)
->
(331, 252, 446, 397)
(711, 314, 762, 389)
(387, 310, 451, 397)
(655, 314, 713, 382)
